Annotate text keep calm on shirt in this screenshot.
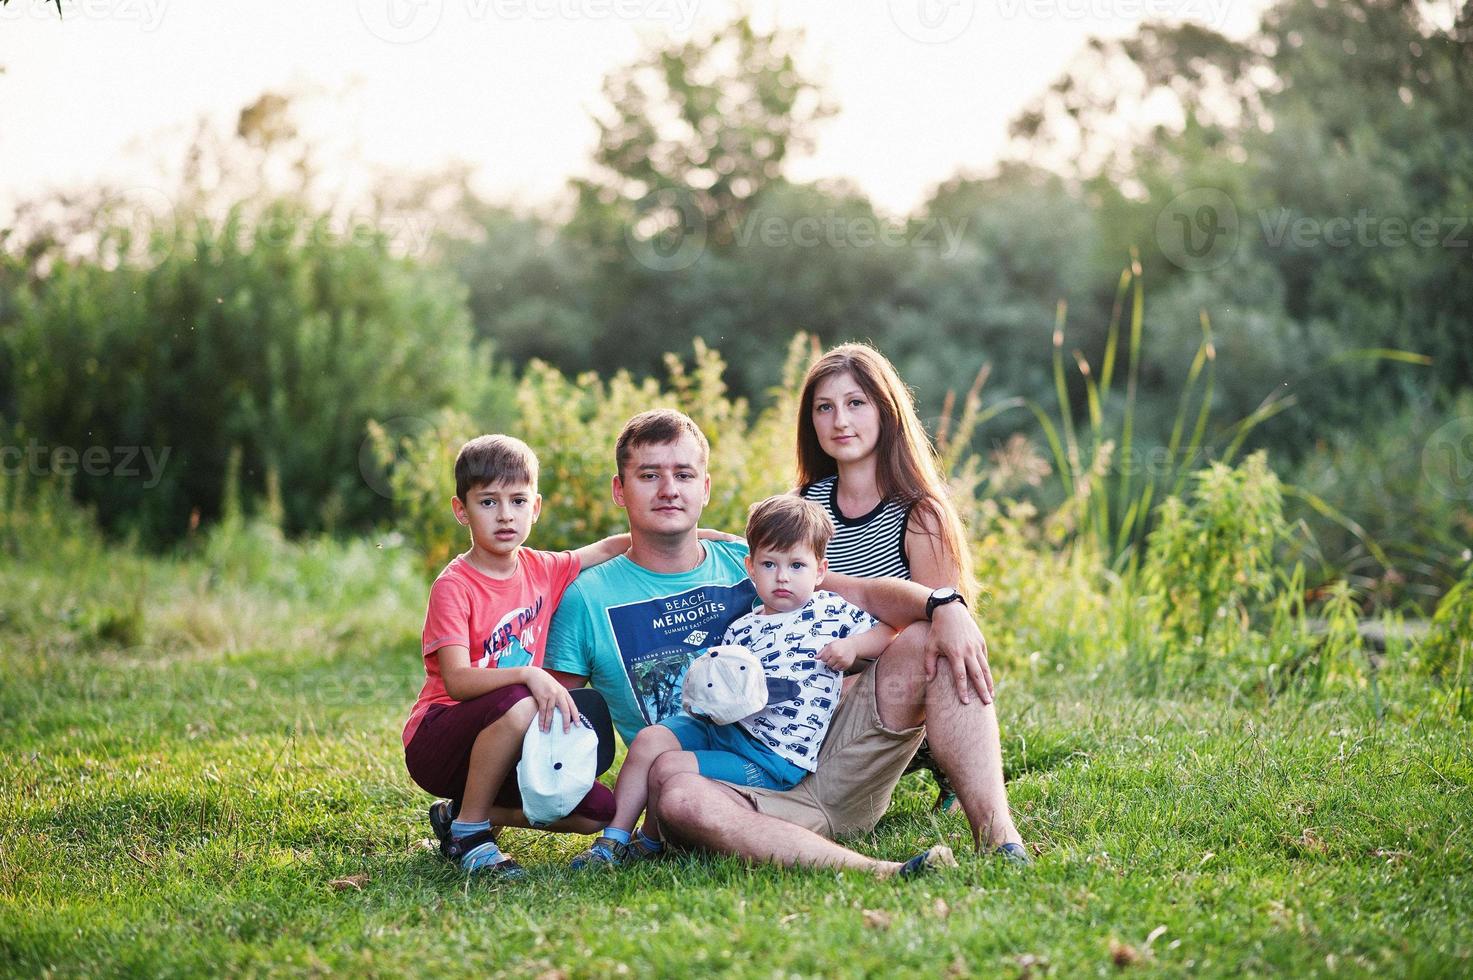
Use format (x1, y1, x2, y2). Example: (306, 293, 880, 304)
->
(543, 540, 756, 744)
(403, 550, 580, 746)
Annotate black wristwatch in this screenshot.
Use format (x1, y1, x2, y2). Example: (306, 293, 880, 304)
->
(925, 587, 966, 620)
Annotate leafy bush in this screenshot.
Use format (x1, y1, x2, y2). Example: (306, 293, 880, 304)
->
(1417, 563, 1473, 716)
(1137, 452, 1289, 683)
(1289, 391, 1473, 610)
(374, 338, 807, 576)
(4, 197, 497, 542)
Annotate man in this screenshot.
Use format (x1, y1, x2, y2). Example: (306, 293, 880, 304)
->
(544, 409, 1025, 872)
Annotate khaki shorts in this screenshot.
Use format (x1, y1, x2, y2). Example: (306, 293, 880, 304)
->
(732, 662, 924, 838)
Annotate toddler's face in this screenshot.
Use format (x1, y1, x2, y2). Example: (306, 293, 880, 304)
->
(455, 479, 541, 558)
(746, 544, 826, 614)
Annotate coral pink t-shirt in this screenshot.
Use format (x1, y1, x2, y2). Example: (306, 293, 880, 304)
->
(402, 549, 580, 746)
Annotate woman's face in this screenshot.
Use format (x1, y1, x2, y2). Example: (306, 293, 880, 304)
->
(811, 371, 881, 466)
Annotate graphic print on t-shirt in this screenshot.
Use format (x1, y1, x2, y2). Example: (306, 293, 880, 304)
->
(605, 581, 757, 725)
(724, 592, 878, 771)
(478, 597, 545, 669)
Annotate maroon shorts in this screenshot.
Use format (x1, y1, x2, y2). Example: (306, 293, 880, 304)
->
(404, 685, 615, 823)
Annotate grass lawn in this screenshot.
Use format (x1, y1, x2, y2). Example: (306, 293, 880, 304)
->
(2, 532, 1470, 977)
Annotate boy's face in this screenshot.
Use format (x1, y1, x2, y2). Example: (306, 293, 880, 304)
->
(612, 433, 711, 540)
(746, 544, 826, 614)
(452, 480, 542, 559)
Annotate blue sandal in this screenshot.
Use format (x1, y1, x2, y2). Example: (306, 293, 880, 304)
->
(994, 842, 1031, 865)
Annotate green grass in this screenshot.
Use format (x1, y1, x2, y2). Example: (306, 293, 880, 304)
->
(2, 533, 1470, 977)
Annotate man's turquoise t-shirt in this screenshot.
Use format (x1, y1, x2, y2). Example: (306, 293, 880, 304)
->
(544, 540, 756, 744)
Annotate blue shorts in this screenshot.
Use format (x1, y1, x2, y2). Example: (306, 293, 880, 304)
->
(659, 714, 808, 790)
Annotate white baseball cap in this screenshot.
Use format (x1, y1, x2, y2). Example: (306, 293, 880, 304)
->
(682, 644, 768, 725)
(517, 706, 599, 828)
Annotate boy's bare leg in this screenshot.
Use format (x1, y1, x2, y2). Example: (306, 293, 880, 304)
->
(641, 749, 702, 842)
(605, 726, 681, 835)
(874, 625, 1021, 850)
(457, 697, 538, 824)
(655, 772, 904, 875)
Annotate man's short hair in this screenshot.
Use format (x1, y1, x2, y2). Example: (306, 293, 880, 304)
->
(455, 434, 539, 501)
(745, 494, 833, 559)
(615, 410, 710, 477)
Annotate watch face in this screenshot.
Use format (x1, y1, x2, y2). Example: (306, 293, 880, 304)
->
(932, 588, 957, 601)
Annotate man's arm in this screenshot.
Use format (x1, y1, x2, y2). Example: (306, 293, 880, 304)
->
(572, 533, 631, 570)
(824, 572, 994, 705)
(548, 669, 589, 690)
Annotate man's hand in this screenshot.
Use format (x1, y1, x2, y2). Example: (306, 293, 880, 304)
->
(817, 637, 859, 672)
(525, 667, 581, 732)
(924, 603, 994, 705)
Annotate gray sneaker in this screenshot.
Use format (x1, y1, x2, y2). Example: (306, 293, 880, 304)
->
(569, 834, 665, 870)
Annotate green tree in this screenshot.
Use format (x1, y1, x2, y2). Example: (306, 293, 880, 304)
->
(575, 15, 835, 250)
(4, 197, 492, 541)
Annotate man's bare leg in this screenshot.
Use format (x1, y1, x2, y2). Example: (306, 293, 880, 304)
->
(642, 749, 701, 842)
(655, 772, 906, 876)
(875, 625, 1022, 851)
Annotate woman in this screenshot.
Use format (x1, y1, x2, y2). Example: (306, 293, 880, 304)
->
(795, 343, 976, 812)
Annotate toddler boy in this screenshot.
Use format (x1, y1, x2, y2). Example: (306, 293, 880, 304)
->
(572, 494, 895, 868)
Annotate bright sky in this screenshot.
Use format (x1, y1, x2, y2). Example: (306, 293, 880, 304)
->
(1, 0, 1265, 219)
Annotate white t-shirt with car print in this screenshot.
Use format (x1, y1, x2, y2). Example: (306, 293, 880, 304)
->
(720, 590, 880, 772)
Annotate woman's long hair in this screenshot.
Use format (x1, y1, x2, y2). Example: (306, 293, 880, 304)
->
(796, 343, 976, 604)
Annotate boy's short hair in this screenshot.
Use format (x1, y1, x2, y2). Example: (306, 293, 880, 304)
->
(455, 435, 539, 501)
(745, 494, 833, 559)
(615, 410, 710, 478)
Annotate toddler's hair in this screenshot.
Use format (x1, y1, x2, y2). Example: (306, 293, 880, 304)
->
(745, 494, 833, 559)
(455, 435, 539, 501)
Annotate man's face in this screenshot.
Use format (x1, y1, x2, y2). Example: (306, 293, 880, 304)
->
(612, 433, 710, 539)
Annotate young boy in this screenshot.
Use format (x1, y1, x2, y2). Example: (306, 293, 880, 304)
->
(402, 434, 632, 877)
(571, 494, 896, 868)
